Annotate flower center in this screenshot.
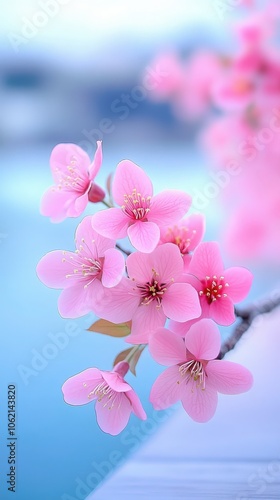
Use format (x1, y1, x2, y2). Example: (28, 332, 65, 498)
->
(55, 156, 87, 193)
(164, 226, 197, 255)
(179, 359, 206, 390)
(62, 239, 102, 288)
(122, 189, 151, 221)
(136, 269, 169, 307)
(199, 275, 229, 304)
(85, 381, 120, 410)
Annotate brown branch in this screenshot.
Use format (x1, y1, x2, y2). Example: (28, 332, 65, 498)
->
(218, 291, 280, 359)
(116, 243, 131, 257)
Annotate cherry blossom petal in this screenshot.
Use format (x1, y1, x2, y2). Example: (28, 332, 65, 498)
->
(163, 283, 201, 322)
(50, 143, 90, 182)
(149, 328, 186, 365)
(168, 319, 198, 337)
(94, 279, 139, 324)
(91, 208, 129, 240)
(72, 191, 90, 216)
(126, 390, 147, 420)
(126, 249, 157, 283)
(206, 360, 253, 394)
(101, 371, 132, 393)
(223, 267, 253, 302)
(75, 216, 115, 258)
(150, 366, 184, 410)
(95, 392, 132, 435)
(88, 140, 102, 179)
(188, 242, 224, 280)
(58, 279, 103, 318)
(184, 319, 221, 360)
(62, 368, 103, 405)
(153, 243, 184, 282)
(181, 213, 206, 251)
(40, 188, 76, 222)
(127, 221, 160, 253)
(128, 303, 166, 343)
(181, 385, 218, 423)
(149, 190, 191, 226)
(102, 248, 125, 287)
(209, 296, 236, 326)
(112, 160, 153, 206)
(36, 250, 75, 289)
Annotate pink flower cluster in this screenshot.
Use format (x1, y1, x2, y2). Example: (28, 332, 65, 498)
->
(147, 2, 280, 263)
(37, 143, 253, 434)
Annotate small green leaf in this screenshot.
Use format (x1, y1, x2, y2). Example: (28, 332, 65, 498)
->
(113, 347, 134, 367)
(87, 319, 131, 337)
(129, 346, 145, 376)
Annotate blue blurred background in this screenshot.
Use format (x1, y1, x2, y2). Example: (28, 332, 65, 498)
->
(1, 1, 278, 499)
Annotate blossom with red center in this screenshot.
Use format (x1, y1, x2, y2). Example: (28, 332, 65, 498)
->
(160, 214, 205, 271)
(94, 243, 201, 343)
(184, 241, 253, 326)
(40, 141, 104, 223)
(91, 160, 192, 253)
(149, 319, 253, 422)
(62, 361, 146, 435)
(36, 216, 124, 318)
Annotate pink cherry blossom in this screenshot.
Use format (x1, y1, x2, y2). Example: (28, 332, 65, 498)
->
(36, 216, 124, 318)
(40, 141, 104, 223)
(186, 242, 253, 326)
(149, 319, 253, 422)
(91, 160, 192, 253)
(94, 243, 201, 344)
(160, 214, 205, 271)
(62, 361, 146, 435)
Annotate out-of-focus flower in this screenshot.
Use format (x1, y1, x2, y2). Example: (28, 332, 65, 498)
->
(92, 160, 191, 253)
(62, 361, 146, 435)
(36, 216, 124, 318)
(160, 214, 205, 271)
(149, 319, 253, 422)
(185, 242, 253, 326)
(94, 243, 201, 343)
(40, 141, 104, 223)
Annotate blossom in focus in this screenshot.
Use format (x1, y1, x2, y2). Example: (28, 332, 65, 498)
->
(40, 141, 104, 223)
(94, 243, 201, 343)
(185, 241, 253, 326)
(160, 214, 205, 271)
(91, 160, 192, 253)
(149, 319, 253, 422)
(36, 216, 124, 318)
(62, 361, 146, 435)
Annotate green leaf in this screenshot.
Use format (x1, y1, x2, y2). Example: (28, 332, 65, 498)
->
(113, 347, 134, 367)
(129, 346, 145, 376)
(87, 319, 131, 337)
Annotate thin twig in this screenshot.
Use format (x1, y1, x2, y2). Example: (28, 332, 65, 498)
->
(116, 243, 131, 257)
